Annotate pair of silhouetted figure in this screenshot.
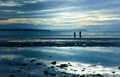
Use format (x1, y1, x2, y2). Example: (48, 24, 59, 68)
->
(74, 31, 82, 39)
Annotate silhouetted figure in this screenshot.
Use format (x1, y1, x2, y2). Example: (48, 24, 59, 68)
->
(74, 32, 76, 39)
(79, 31, 82, 38)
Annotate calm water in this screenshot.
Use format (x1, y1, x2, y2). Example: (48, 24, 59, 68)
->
(0, 31, 120, 38)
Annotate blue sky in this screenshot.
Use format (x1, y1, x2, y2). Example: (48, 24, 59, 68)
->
(0, 0, 120, 30)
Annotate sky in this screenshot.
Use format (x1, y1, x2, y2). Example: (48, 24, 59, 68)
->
(0, 0, 120, 31)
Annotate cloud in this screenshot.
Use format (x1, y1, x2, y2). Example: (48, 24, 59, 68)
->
(0, 0, 119, 30)
(0, 12, 119, 26)
(0, 10, 25, 14)
(10, 6, 78, 14)
(40, 6, 78, 12)
(0, 18, 68, 26)
(0, 3, 119, 26)
(0, 4, 120, 26)
(23, 0, 49, 3)
(0, 1, 23, 7)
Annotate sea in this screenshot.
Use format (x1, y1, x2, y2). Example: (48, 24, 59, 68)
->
(0, 30, 120, 38)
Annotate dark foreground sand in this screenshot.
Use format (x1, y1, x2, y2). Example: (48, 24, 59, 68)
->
(7, 59, 105, 77)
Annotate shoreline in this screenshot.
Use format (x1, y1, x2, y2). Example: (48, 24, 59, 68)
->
(0, 38, 120, 47)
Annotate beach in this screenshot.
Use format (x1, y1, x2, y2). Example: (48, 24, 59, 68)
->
(0, 37, 120, 47)
(0, 47, 120, 77)
(0, 31, 120, 77)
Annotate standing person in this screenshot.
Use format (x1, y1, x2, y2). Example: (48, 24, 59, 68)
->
(79, 31, 82, 38)
(74, 32, 76, 39)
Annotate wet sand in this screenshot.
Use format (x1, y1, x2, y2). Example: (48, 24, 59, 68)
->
(0, 47, 120, 77)
(0, 38, 120, 47)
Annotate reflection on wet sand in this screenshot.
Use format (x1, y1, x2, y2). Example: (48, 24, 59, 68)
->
(0, 47, 120, 77)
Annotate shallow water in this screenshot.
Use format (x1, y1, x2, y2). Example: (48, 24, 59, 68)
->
(0, 47, 120, 77)
(0, 31, 120, 38)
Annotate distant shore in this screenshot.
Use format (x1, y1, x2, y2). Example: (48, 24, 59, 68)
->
(0, 29, 51, 31)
